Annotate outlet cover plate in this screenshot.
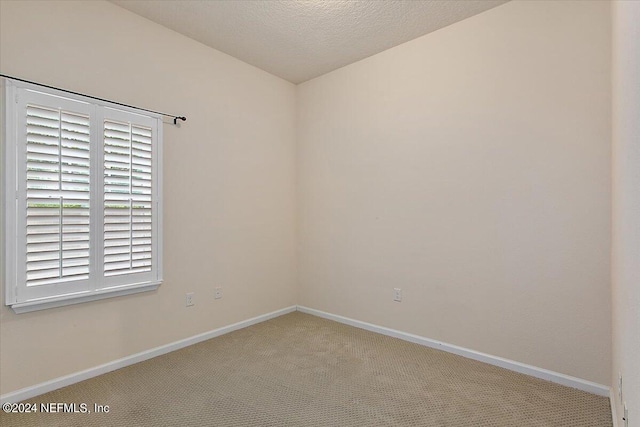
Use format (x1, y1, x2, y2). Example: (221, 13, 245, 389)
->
(186, 292, 194, 307)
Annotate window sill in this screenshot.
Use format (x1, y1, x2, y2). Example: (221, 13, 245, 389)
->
(9, 282, 161, 314)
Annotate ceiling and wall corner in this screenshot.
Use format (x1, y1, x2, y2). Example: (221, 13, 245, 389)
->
(109, 0, 508, 84)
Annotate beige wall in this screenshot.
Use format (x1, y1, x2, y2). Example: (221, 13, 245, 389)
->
(0, 0, 297, 395)
(612, 0, 640, 423)
(297, 0, 611, 385)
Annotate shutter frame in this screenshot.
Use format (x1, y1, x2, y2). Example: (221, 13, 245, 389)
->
(2, 77, 163, 310)
(101, 108, 159, 289)
(14, 89, 93, 302)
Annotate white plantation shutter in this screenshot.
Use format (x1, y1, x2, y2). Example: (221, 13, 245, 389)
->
(26, 105, 91, 286)
(14, 90, 93, 301)
(4, 79, 162, 311)
(100, 108, 159, 287)
(102, 111, 156, 285)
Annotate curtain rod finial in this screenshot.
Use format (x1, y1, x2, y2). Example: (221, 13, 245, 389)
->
(173, 116, 186, 125)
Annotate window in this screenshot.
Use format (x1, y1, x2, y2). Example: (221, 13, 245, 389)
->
(2, 78, 162, 313)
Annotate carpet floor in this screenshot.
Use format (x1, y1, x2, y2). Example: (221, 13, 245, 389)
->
(0, 311, 612, 426)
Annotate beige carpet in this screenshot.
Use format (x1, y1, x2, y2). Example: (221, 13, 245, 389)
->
(0, 312, 612, 427)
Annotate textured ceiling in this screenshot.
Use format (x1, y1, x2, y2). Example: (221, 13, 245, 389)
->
(110, 0, 508, 84)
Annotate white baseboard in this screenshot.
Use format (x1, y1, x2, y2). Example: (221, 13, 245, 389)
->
(610, 388, 619, 427)
(296, 306, 610, 397)
(2, 304, 610, 404)
(0, 305, 296, 404)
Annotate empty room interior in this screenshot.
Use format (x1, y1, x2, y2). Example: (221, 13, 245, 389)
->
(0, 0, 638, 426)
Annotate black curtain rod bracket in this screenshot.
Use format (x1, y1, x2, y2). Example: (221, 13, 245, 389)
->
(1, 74, 186, 126)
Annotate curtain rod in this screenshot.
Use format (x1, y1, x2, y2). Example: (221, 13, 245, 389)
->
(1, 74, 187, 125)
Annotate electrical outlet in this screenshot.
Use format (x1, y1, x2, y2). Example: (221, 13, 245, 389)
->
(623, 403, 628, 427)
(619, 373, 623, 400)
(185, 292, 194, 307)
(393, 288, 402, 302)
(214, 287, 223, 300)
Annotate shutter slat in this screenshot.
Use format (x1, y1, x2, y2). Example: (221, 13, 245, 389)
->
(27, 190, 90, 199)
(27, 224, 60, 234)
(132, 142, 151, 152)
(26, 115, 59, 128)
(132, 238, 152, 246)
(27, 127, 59, 140)
(27, 234, 61, 244)
(62, 258, 90, 268)
(105, 246, 132, 256)
(27, 252, 61, 262)
(27, 105, 58, 119)
(61, 113, 90, 127)
(105, 161, 131, 170)
(105, 253, 131, 264)
(62, 249, 90, 259)
(61, 266, 90, 277)
(105, 176, 130, 186)
(105, 266, 150, 276)
(105, 230, 130, 240)
(27, 274, 88, 287)
(27, 243, 61, 253)
(61, 148, 90, 160)
(27, 143, 59, 156)
(27, 268, 61, 282)
(105, 238, 131, 247)
(27, 259, 61, 271)
(104, 260, 131, 271)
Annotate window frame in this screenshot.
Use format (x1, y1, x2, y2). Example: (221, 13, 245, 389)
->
(2, 78, 163, 313)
